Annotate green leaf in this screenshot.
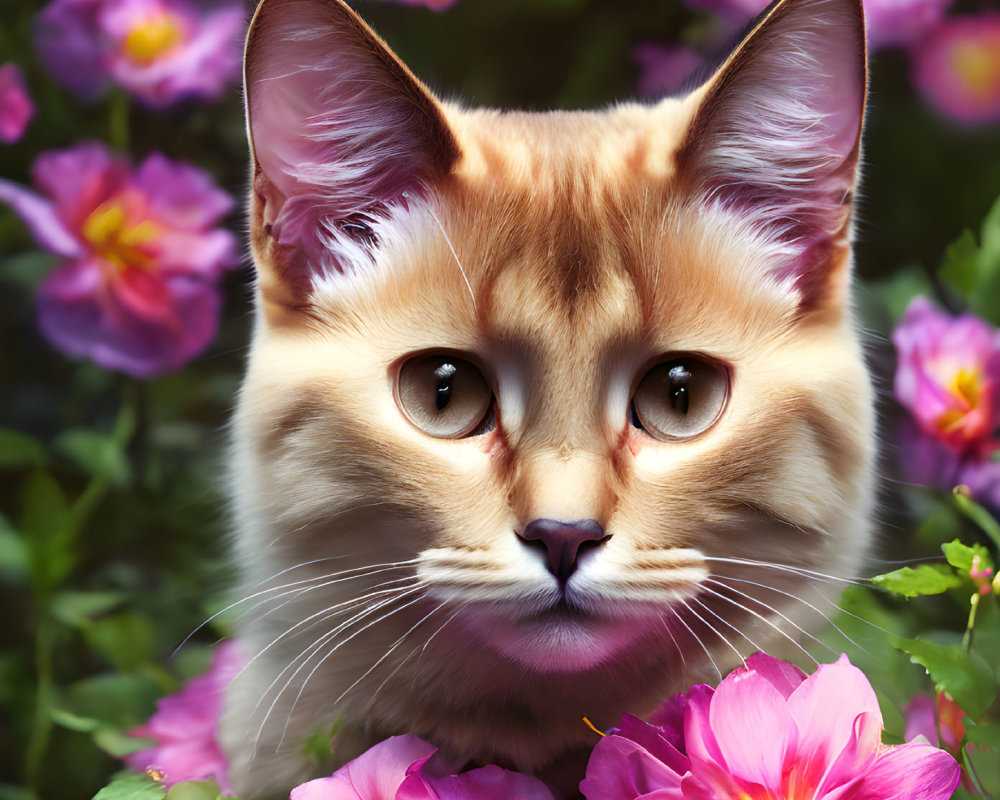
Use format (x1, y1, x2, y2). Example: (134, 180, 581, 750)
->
(301, 718, 341, 769)
(0, 513, 29, 582)
(952, 490, 1000, 551)
(965, 721, 1000, 750)
(60, 673, 161, 729)
(939, 228, 980, 298)
(979, 191, 1000, 276)
(0, 428, 45, 468)
(871, 564, 963, 597)
(896, 636, 996, 719)
(941, 539, 992, 574)
(93, 728, 154, 758)
(872, 267, 935, 322)
(51, 590, 127, 628)
(0, 783, 33, 800)
(92, 773, 165, 800)
(19, 469, 75, 588)
(83, 612, 156, 672)
(165, 781, 225, 800)
(56, 429, 131, 488)
(49, 707, 102, 733)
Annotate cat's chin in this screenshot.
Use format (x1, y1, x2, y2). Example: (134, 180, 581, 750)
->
(464, 605, 652, 672)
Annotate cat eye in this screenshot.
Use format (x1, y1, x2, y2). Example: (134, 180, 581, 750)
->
(630, 355, 729, 441)
(395, 353, 494, 439)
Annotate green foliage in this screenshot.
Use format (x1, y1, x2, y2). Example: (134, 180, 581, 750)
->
(871, 564, 962, 598)
(939, 193, 1000, 326)
(92, 774, 165, 800)
(896, 636, 996, 720)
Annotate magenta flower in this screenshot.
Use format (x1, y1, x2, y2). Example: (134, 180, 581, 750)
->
(893, 296, 1000, 459)
(864, 0, 955, 50)
(581, 653, 960, 800)
(904, 693, 965, 752)
(0, 64, 34, 144)
(633, 44, 703, 98)
(125, 641, 244, 795)
(35, 0, 244, 108)
(912, 13, 1000, 125)
(293, 734, 557, 800)
(0, 141, 237, 377)
(685, 0, 954, 49)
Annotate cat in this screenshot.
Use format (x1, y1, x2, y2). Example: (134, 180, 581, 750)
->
(220, 0, 875, 795)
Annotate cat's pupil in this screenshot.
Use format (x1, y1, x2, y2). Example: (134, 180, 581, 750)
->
(668, 365, 691, 415)
(434, 362, 458, 411)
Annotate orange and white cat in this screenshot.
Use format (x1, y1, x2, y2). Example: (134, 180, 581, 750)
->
(222, 0, 875, 795)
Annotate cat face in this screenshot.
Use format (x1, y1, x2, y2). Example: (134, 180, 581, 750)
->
(224, 0, 874, 792)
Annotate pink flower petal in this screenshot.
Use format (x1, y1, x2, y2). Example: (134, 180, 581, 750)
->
(424, 763, 557, 800)
(133, 152, 234, 229)
(785, 655, 881, 784)
(580, 718, 686, 800)
(0, 63, 34, 144)
(31, 141, 129, 230)
(347, 735, 438, 799)
(291, 772, 361, 800)
(0, 179, 83, 258)
(743, 652, 806, 700)
(903, 694, 938, 745)
(852, 742, 961, 800)
(704, 667, 795, 788)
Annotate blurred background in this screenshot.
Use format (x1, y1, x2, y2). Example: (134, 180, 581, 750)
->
(0, 0, 999, 797)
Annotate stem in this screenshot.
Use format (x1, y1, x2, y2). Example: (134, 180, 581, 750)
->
(963, 742, 996, 799)
(22, 389, 138, 793)
(109, 89, 130, 151)
(23, 608, 54, 797)
(962, 593, 980, 655)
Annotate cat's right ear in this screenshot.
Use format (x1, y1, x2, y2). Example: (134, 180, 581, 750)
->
(244, 0, 461, 307)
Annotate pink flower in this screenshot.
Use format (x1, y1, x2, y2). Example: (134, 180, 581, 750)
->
(633, 44, 703, 98)
(904, 693, 965, 752)
(911, 13, 1000, 125)
(893, 296, 1000, 459)
(35, 0, 244, 108)
(685, 0, 954, 50)
(0, 141, 237, 377)
(125, 641, 245, 795)
(581, 653, 961, 800)
(0, 64, 34, 144)
(293, 735, 557, 800)
(896, 420, 1000, 510)
(864, 0, 954, 50)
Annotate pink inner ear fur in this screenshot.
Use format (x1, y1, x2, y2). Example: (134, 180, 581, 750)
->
(681, 0, 866, 289)
(246, 0, 456, 278)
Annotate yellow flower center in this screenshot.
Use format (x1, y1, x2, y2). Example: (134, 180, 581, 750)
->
(935, 367, 985, 435)
(122, 10, 183, 65)
(951, 41, 1000, 100)
(81, 199, 159, 271)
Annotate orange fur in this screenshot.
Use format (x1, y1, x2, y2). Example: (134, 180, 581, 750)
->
(223, 0, 874, 795)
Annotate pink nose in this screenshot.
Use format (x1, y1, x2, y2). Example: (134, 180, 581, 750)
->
(518, 518, 609, 584)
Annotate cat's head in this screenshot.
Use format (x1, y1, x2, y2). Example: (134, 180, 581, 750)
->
(235, 0, 872, 717)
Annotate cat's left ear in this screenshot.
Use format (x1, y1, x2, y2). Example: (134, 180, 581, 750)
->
(674, 0, 867, 312)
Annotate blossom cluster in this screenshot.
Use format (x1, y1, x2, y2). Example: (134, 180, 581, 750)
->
(122, 647, 960, 800)
(636, 0, 1000, 125)
(893, 296, 1000, 510)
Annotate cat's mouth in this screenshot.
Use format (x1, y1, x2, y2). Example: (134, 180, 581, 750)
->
(530, 595, 595, 622)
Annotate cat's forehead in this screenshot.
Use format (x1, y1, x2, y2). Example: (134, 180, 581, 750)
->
(305, 103, 799, 362)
